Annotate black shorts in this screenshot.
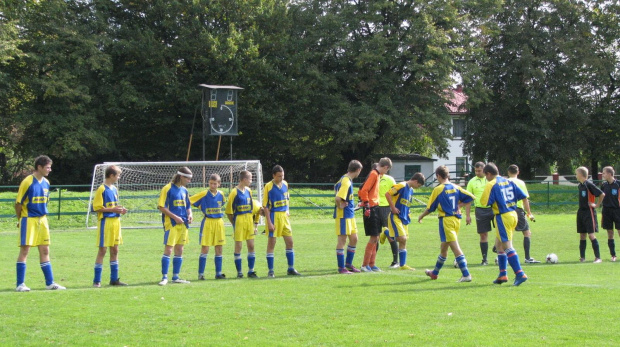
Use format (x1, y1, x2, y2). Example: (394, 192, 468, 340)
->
(378, 206, 391, 229)
(515, 208, 530, 232)
(475, 207, 494, 234)
(363, 206, 382, 236)
(577, 208, 598, 234)
(601, 207, 620, 230)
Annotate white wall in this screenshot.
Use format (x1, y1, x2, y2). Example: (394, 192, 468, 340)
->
(389, 161, 435, 182)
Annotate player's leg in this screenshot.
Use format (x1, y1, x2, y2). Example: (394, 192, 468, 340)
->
(172, 243, 185, 281)
(266, 236, 277, 276)
(199, 245, 209, 280)
(476, 208, 493, 265)
(608, 229, 616, 261)
(160, 243, 173, 285)
(579, 232, 587, 261)
(93, 247, 107, 287)
(494, 237, 508, 284)
(603, 208, 616, 260)
(214, 245, 224, 278)
(450, 241, 471, 282)
(247, 238, 257, 277)
(345, 232, 359, 272)
(16, 246, 30, 291)
(108, 245, 125, 285)
(397, 235, 411, 270)
(234, 240, 243, 277)
(499, 213, 527, 285)
(522, 230, 539, 263)
(198, 218, 208, 279)
(427, 242, 450, 280)
(336, 234, 348, 273)
(479, 232, 489, 265)
(368, 207, 382, 271)
(362, 209, 374, 270)
(588, 232, 601, 262)
(38, 245, 57, 288)
(283, 235, 300, 275)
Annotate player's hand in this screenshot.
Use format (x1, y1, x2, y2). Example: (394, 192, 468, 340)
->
(391, 207, 400, 215)
(466, 216, 472, 225)
(528, 213, 535, 222)
(16, 221, 20, 228)
(590, 203, 596, 208)
(188, 215, 194, 224)
(417, 215, 423, 224)
(253, 227, 258, 235)
(268, 222, 275, 232)
(172, 215, 184, 224)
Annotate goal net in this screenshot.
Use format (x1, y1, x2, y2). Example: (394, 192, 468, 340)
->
(86, 160, 263, 229)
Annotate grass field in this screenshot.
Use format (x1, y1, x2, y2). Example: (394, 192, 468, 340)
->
(1, 213, 619, 346)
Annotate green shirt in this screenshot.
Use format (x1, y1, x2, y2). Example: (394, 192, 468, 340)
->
(507, 177, 529, 209)
(466, 176, 490, 208)
(378, 174, 396, 207)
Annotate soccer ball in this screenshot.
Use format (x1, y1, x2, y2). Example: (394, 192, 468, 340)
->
(546, 253, 559, 264)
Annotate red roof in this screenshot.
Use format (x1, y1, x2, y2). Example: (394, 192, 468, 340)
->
(445, 86, 468, 114)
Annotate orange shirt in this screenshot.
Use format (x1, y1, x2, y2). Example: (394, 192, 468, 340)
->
(358, 169, 381, 207)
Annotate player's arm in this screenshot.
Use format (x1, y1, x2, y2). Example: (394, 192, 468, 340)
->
(385, 190, 399, 215)
(263, 185, 274, 231)
(14, 203, 22, 227)
(479, 182, 493, 207)
(357, 173, 375, 206)
(417, 209, 431, 223)
(587, 182, 605, 208)
(225, 190, 236, 224)
(522, 198, 535, 221)
(419, 187, 440, 222)
(15, 178, 30, 226)
(335, 178, 351, 209)
(158, 205, 183, 224)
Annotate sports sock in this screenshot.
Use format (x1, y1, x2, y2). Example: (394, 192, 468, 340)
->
(285, 249, 295, 269)
(94, 263, 103, 283)
(172, 256, 183, 280)
(214, 255, 223, 276)
(362, 242, 373, 266)
(234, 253, 242, 273)
(161, 254, 170, 278)
(456, 254, 470, 277)
(399, 249, 407, 267)
(40, 261, 54, 286)
(267, 253, 275, 271)
(369, 244, 377, 267)
(523, 237, 531, 260)
(110, 260, 119, 282)
(336, 249, 345, 269)
(497, 252, 507, 277)
(432, 255, 446, 276)
(579, 240, 587, 258)
(506, 248, 525, 278)
(609, 239, 616, 257)
(247, 252, 256, 272)
(16, 262, 26, 286)
(480, 242, 488, 261)
(592, 239, 601, 259)
(345, 246, 356, 266)
(198, 253, 208, 276)
(389, 239, 398, 263)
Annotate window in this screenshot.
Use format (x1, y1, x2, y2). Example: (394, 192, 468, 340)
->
(404, 165, 421, 180)
(452, 118, 465, 138)
(456, 157, 468, 177)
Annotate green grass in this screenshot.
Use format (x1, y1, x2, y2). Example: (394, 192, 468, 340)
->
(0, 213, 619, 346)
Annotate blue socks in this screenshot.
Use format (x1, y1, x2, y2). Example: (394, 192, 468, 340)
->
(399, 249, 407, 267)
(455, 254, 470, 277)
(267, 253, 275, 271)
(40, 261, 54, 286)
(172, 256, 183, 280)
(16, 262, 26, 286)
(336, 249, 345, 269)
(345, 246, 356, 266)
(506, 248, 525, 278)
(247, 252, 256, 273)
(286, 249, 295, 269)
(110, 261, 119, 282)
(497, 252, 507, 277)
(234, 253, 242, 274)
(94, 263, 103, 283)
(161, 254, 170, 279)
(198, 253, 208, 276)
(432, 255, 446, 276)
(215, 255, 223, 276)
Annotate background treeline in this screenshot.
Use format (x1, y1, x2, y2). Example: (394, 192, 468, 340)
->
(0, 0, 618, 184)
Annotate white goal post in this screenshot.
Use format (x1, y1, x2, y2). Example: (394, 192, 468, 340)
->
(86, 160, 263, 229)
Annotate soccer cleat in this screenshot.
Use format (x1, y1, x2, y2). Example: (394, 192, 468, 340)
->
(493, 276, 508, 284)
(198, 275, 206, 281)
(612, 256, 617, 262)
(338, 268, 353, 274)
(370, 266, 382, 272)
(46, 283, 66, 290)
(525, 258, 541, 264)
(579, 258, 586, 263)
(158, 278, 168, 286)
(345, 265, 361, 273)
(247, 271, 259, 278)
(15, 283, 30, 292)
(379, 232, 387, 245)
(458, 275, 472, 282)
(237, 273, 244, 278)
(215, 274, 226, 280)
(400, 265, 415, 271)
(268, 271, 275, 278)
(492, 246, 497, 253)
(171, 278, 190, 284)
(494, 257, 498, 265)
(453, 259, 458, 268)
(425, 269, 438, 280)
(593, 258, 602, 263)
(287, 269, 301, 276)
(513, 275, 528, 286)
(481, 260, 488, 266)
(361, 265, 373, 272)
(389, 262, 400, 269)
(93, 282, 101, 288)
(109, 279, 128, 286)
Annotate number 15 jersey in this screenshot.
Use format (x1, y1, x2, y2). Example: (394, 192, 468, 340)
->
(480, 176, 527, 215)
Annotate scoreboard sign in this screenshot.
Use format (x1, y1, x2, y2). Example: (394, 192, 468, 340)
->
(199, 84, 243, 136)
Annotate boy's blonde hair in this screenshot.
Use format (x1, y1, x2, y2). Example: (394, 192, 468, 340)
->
(576, 166, 589, 178)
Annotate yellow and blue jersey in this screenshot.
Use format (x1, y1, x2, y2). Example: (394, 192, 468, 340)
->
(334, 175, 355, 219)
(387, 182, 414, 224)
(93, 184, 120, 220)
(190, 190, 225, 218)
(158, 183, 191, 228)
(225, 187, 253, 216)
(480, 176, 527, 215)
(426, 183, 475, 218)
(16, 175, 50, 217)
(507, 177, 529, 210)
(263, 180, 290, 217)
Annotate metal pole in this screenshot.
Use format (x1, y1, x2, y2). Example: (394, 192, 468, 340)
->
(230, 136, 233, 160)
(201, 89, 205, 162)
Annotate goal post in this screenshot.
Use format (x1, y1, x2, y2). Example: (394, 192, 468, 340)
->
(86, 160, 263, 229)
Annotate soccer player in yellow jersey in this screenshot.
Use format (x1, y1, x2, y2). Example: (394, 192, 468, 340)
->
(418, 166, 474, 282)
(480, 163, 529, 286)
(334, 160, 363, 274)
(92, 165, 128, 287)
(15, 155, 65, 291)
(226, 170, 258, 278)
(157, 167, 194, 285)
(385, 173, 425, 271)
(263, 165, 301, 277)
(507, 164, 539, 263)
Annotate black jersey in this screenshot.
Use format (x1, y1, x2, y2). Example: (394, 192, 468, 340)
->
(601, 179, 620, 209)
(578, 180, 603, 209)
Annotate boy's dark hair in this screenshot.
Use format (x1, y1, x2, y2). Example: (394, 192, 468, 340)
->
(209, 173, 221, 182)
(34, 155, 52, 170)
(483, 163, 499, 176)
(435, 165, 450, 180)
(507, 164, 519, 175)
(347, 160, 363, 173)
(240, 170, 252, 180)
(474, 161, 485, 169)
(105, 165, 122, 178)
(411, 172, 425, 185)
(172, 167, 192, 185)
(272, 165, 284, 175)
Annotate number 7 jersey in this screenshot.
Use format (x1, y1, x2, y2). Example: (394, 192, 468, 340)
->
(426, 183, 475, 217)
(480, 176, 527, 215)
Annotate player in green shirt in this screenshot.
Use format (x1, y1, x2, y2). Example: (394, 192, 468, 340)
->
(466, 162, 494, 265)
(378, 171, 399, 267)
(507, 165, 539, 263)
